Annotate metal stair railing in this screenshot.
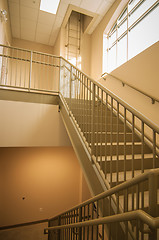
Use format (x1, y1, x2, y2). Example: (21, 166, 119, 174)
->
(0, 44, 60, 94)
(59, 56, 159, 189)
(44, 211, 159, 240)
(45, 169, 159, 240)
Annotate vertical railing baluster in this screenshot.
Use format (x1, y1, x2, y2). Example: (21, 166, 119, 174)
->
(153, 130, 156, 169)
(79, 207, 82, 240)
(110, 97, 113, 187)
(117, 102, 119, 185)
(69, 66, 72, 109)
(96, 87, 99, 161)
(124, 188, 128, 239)
(141, 121, 144, 173)
(105, 93, 108, 179)
(86, 77, 89, 142)
(89, 80, 91, 146)
(100, 90, 103, 170)
(149, 172, 158, 240)
(15, 49, 17, 87)
(91, 83, 95, 157)
(124, 107, 126, 182)
(29, 50, 32, 92)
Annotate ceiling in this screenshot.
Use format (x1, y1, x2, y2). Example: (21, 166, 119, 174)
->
(8, 0, 116, 46)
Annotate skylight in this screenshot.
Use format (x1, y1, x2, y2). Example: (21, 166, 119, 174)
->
(40, 0, 60, 14)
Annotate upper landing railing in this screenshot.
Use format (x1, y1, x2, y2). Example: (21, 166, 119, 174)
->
(0, 44, 60, 94)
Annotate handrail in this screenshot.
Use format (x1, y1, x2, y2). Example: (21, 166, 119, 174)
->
(101, 71, 159, 104)
(61, 57, 159, 134)
(48, 169, 159, 221)
(44, 210, 159, 234)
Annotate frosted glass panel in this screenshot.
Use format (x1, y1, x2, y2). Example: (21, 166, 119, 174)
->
(117, 35, 127, 67)
(108, 44, 116, 72)
(117, 7, 127, 24)
(128, 0, 156, 27)
(109, 31, 117, 47)
(118, 20, 127, 37)
(128, 5, 159, 59)
(128, 0, 140, 12)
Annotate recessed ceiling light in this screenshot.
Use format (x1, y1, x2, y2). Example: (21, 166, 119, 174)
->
(40, 0, 60, 14)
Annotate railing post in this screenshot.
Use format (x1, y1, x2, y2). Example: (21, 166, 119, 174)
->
(69, 66, 72, 107)
(148, 172, 158, 240)
(79, 207, 82, 240)
(58, 216, 61, 240)
(58, 57, 61, 93)
(29, 50, 32, 92)
(91, 83, 95, 157)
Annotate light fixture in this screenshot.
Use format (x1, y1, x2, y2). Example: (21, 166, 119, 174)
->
(40, 0, 60, 14)
(0, 9, 7, 22)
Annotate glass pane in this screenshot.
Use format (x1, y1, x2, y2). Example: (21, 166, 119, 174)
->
(117, 7, 127, 24)
(117, 35, 127, 67)
(128, 0, 156, 27)
(128, 5, 159, 60)
(108, 44, 117, 73)
(109, 31, 117, 47)
(118, 19, 127, 37)
(128, 0, 141, 13)
(103, 35, 108, 73)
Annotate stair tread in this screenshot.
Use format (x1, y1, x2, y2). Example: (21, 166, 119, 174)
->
(97, 153, 153, 161)
(92, 142, 142, 146)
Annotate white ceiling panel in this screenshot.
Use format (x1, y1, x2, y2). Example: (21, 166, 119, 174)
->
(62, 0, 71, 4)
(20, 6, 39, 21)
(8, 0, 115, 46)
(70, 0, 82, 7)
(80, 0, 103, 13)
(20, 0, 40, 9)
(38, 11, 56, 25)
(21, 19, 37, 32)
(36, 22, 53, 35)
(96, 0, 112, 15)
(8, 0, 19, 3)
(56, 2, 68, 18)
(8, 2, 19, 17)
(10, 15, 20, 27)
(54, 16, 64, 28)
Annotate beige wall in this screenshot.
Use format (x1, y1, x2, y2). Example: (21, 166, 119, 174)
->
(0, 223, 48, 240)
(0, 0, 12, 45)
(0, 147, 83, 226)
(80, 33, 91, 76)
(12, 38, 54, 54)
(0, 100, 71, 147)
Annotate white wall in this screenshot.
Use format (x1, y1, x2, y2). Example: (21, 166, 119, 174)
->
(0, 100, 71, 147)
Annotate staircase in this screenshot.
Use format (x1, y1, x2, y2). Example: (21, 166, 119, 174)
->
(0, 44, 159, 239)
(68, 99, 159, 188)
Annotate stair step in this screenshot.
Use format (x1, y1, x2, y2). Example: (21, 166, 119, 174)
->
(92, 143, 152, 156)
(79, 123, 131, 132)
(97, 154, 157, 173)
(106, 169, 150, 182)
(84, 132, 140, 143)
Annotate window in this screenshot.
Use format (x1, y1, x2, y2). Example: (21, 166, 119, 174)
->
(103, 0, 159, 73)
